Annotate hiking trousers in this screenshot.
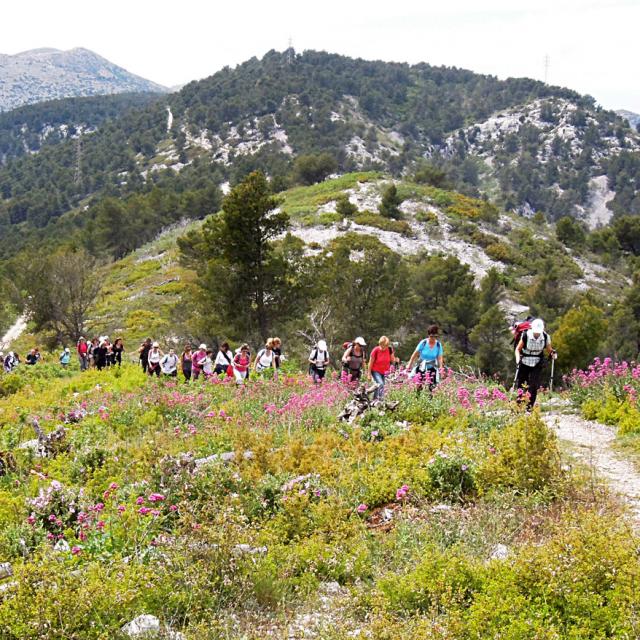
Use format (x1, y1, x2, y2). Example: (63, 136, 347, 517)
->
(516, 363, 542, 409)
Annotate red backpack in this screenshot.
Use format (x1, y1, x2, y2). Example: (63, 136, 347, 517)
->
(511, 320, 532, 348)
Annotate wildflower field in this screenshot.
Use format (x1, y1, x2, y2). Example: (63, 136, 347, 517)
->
(0, 365, 639, 639)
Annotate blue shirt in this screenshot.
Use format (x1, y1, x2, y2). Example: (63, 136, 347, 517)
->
(416, 339, 443, 363)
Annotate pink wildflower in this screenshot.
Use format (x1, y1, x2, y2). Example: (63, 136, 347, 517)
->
(356, 504, 368, 513)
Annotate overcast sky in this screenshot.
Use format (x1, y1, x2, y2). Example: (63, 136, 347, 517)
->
(3, 0, 639, 112)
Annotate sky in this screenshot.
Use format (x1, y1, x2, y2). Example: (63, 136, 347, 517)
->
(2, 0, 639, 112)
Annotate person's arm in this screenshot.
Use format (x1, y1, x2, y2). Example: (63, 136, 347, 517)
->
(368, 348, 377, 379)
(341, 347, 352, 364)
(545, 338, 556, 359)
(407, 349, 419, 370)
(515, 338, 524, 364)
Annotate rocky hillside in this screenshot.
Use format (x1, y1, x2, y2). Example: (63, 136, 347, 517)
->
(0, 50, 639, 253)
(0, 47, 167, 111)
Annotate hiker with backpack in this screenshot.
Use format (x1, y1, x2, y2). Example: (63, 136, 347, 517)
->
(160, 348, 179, 377)
(191, 344, 208, 380)
(59, 348, 71, 368)
(139, 338, 152, 374)
(233, 344, 251, 384)
(341, 337, 367, 382)
(4, 352, 19, 373)
(515, 318, 556, 410)
(272, 337, 283, 381)
(309, 340, 330, 383)
(214, 342, 234, 376)
(77, 337, 89, 371)
(368, 336, 399, 399)
(407, 325, 444, 391)
(112, 338, 124, 367)
(254, 339, 276, 377)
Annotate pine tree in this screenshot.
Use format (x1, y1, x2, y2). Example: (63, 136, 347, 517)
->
(379, 184, 403, 219)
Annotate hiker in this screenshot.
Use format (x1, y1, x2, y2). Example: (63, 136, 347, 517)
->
(254, 339, 275, 377)
(407, 325, 444, 391)
(59, 348, 71, 368)
(147, 342, 163, 377)
(103, 337, 113, 367)
(272, 337, 283, 381)
(202, 349, 215, 379)
(139, 338, 152, 374)
(515, 318, 556, 410)
(4, 352, 18, 373)
(309, 340, 330, 383)
(94, 340, 108, 371)
(341, 337, 367, 382)
(112, 338, 124, 367)
(233, 344, 251, 384)
(77, 337, 89, 371)
(88, 338, 98, 369)
(160, 348, 179, 377)
(191, 343, 208, 380)
(214, 342, 234, 376)
(181, 344, 193, 382)
(25, 348, 39, 366)
(368, 336, 398, 400)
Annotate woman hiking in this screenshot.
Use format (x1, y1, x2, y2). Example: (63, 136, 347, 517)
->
(214, 342, 234, 376)
(233, 344, 251, 384)
(139, 338, 152, 374)
(407, 325, 444, 391)
(309, 340, 330, 384)
(191, 344, 208, 380)
(368, 336, 398, 400)
(181, 344, 193, 382)
(147, 342, 163, 377)
(254, 339, 276, 377)
(112, 338, 124, 367)
(341, 337, 367, 382)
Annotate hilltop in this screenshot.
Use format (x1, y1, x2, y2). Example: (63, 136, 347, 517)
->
(1, 49, 639, 255)
(0, 47, 167, 111)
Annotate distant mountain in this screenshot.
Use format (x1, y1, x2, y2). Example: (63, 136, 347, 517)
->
(0, 47, 167, 111)
(1, 49, 639, 249)
(617, 110, 640, 131)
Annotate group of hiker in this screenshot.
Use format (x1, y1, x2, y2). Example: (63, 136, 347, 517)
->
(137, 337, 283, 384)
(2, 315, 556, 410)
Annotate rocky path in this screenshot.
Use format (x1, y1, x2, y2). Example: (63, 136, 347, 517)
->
(543, 412, 640, 523)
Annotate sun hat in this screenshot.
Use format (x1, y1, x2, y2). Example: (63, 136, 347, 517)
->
(531, 319, 545, 334)
(355, 336, 366, 346)
(317, 340, 328, 351)
(199, 343, 207, 350)
(153, 341, 159, 348)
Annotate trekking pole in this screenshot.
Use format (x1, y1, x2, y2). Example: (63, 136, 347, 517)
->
(510, 361, 519, 392)
(549, 351, 556, 393)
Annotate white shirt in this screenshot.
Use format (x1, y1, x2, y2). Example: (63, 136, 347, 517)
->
(521, 330, 547, 368)
(310, 348, 329, 369)
(256, 349, 274, 371)
(215, 349, 233, 367)
(148, 349, 162, 364)
(202, 356, 213, 375)
(160, 353, 179, 374)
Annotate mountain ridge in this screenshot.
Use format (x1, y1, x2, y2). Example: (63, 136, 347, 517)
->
(0, 47, 168, 111)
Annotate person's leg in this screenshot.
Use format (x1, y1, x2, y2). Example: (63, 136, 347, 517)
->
(527, 366, 542, 409)
(372, 371, 385, 399)
(516, 365, 532, 405)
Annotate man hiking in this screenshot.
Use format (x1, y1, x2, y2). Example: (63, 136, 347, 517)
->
(515, 318, 556, 410)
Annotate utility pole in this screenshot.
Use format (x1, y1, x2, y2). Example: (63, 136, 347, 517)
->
(287, 37, 294, 65)
(544, 54, 550, 84)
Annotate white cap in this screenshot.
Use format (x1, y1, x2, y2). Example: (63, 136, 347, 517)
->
(64, 348, 70, 352)
(199, 343, 207, 350)
(152, 341, 159, 348)
(355, 337, 366, 346)
(317, 340, 328, 351)
(531, 319, 545, 334)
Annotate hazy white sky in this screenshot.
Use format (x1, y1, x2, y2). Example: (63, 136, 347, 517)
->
(3, 0, 639, 111)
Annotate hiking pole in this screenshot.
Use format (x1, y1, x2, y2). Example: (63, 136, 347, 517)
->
(510, 362, 519, 392)
(549, 351, 557, 393)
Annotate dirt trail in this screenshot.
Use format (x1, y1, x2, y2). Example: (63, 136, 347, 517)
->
(543, 413, 640, 523)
